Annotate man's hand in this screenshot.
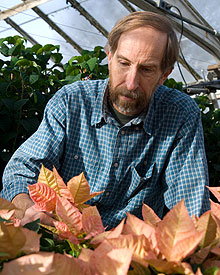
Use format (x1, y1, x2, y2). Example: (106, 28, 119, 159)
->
(12, 193, 34, 220)
(21, 205, 56, 226)
(12, 193, 55, 226)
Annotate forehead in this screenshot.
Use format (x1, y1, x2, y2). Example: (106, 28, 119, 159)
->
(115, 27, 167, 65)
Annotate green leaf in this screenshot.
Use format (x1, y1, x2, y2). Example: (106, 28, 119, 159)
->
(63, 74, 81, 84)
(37, 44, 59, 54)
(0, 252, 10, 257)
(0, 43, 9, 56)
(2, 98, 14, 111)
(29, 74, 40, 84)
(87, 57, 98, 72)
(0, 217, 12, 223)
(15, 59, 32, 67)
(44, 238, 55, 247)
(68, 55, 84, 65)
(51, 53, 63, 63)
(23, 218, 41, 232)
(20, 117, 39, 133)
(8, 44, 22, 56)
(14, 99, 29, 111)
(31, 44, 42, 53)
(204, 266, 219, 275)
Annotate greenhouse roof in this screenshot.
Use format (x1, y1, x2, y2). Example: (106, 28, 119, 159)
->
(0, 0, 220, 85)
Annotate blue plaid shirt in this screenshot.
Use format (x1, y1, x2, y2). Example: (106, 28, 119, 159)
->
(1, 79, 210, 228)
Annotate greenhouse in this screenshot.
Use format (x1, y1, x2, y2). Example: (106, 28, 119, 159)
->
(1, 1, 220, 274)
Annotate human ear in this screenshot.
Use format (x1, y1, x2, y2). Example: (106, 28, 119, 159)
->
(159, 67, 173, 85)
(107, 50, 112, 64)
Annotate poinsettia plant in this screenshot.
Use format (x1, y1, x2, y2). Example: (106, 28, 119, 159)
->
(27, 164, 105, 252)
(1, 166, 220, 274)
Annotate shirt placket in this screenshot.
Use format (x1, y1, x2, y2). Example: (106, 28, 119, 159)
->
(102, 127, 129, 204)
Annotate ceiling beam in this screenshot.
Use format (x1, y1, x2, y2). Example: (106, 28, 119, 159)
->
(178, 56, 202, 80)
(32, 6, 82, 53)
(4, 17, 38, 45)
(128, 0, 220, 61)
(0, 0, 52, 20)
(118, 0, 136, 13)
(67, 0, 108, 38)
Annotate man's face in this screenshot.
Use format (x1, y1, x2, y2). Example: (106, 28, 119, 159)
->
(107, 27, 172, 116)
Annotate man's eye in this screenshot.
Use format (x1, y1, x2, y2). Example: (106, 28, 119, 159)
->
(119, 61, 129, 66)
(141, 67, 152, 73)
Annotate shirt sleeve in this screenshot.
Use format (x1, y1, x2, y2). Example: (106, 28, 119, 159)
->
(1, 89, 66, 201)
(163, 110, 210, 217)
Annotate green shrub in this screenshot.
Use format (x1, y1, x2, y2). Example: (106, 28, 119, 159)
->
(0, 36, 108, 188)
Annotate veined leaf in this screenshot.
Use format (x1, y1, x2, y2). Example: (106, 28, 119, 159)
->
(107, 234, 156, 268)
(1, 252, 55, 275)
(21, 227, 41, 254)
(0, 223, 26, 260)
(157, 200, 204, 262)
(53, 221, 79, 244)
(124, 213, 158, 253)
(56, 196, 82, 234)
(53, 252, 92, 275)
(79, 247, 93, 263)
(196, 211, 218, 248)
(82, 206, 105, 239)
(93, 246, 132, 275)
(210, 200, 220, 220)
(142, 203, 161, 226)
(28, 182, 57, 212)
(53, 166, 75, 204)
(91, 218, 125, 245)
(67, 172, 103, 205)
(147, 259, 194, 275)
(80, 241, 132, 275)
(38, 164, 59, 194)
(190, 245, 212, 265)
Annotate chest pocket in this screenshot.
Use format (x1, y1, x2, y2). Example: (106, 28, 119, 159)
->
(126, 162, 156, 201)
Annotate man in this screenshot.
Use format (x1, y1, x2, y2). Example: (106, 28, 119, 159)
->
(1, 11, 210, 228)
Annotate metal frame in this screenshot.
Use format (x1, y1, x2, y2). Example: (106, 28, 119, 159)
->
(0, 0, 220, 83)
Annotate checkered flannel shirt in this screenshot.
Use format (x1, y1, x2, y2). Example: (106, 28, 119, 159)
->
(1, 78, 210, 229)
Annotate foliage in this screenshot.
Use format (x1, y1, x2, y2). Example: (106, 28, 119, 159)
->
(1, 173, 220, 273)
(163, 77, 183, 91)
(195, 96, 220, 187)
(0, 36, 108, 186)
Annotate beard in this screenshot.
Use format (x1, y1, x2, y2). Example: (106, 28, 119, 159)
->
(108, 77, 158, 115)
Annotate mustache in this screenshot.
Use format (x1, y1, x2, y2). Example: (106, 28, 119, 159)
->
(116, 89, 141, 100)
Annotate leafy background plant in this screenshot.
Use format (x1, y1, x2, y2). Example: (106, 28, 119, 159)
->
(0, 35, 220, 190)
(0, 36, 108, 188)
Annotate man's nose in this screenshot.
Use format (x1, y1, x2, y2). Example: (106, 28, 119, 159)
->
(125, 68, 139, 91)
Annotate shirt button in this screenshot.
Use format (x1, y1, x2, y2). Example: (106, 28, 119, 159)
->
(121, 130, 125, 135)
(74, 155, 78, 160)
(135, 127, 139, 130)
(144, 161, 147, 165)
(106, 192, 110, 196)
(114, 162, 119, 167)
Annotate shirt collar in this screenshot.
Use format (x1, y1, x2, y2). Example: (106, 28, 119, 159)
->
(91, 78, 109, 127)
